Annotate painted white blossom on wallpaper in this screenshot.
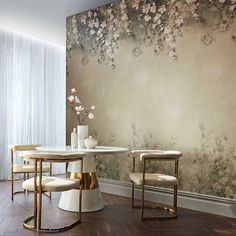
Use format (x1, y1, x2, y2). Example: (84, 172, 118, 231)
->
(67, 0, 236, 68)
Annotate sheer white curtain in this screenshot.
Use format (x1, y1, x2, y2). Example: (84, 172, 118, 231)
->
(0, 29, 66, 180)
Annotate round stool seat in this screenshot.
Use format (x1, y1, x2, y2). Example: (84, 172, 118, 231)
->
(22, 176, 80, 192)
(129, 173, 177, 187)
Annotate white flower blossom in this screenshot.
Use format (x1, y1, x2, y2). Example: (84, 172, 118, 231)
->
(74, 96, 81, 104)
(88, 112, 95, 119)
(159, 5, 166, 14)
(101, 21, 107, 28)
(71, 16, 77, 24)
(80, 15, 87, 25)
(150, 4, 156, 14)
(90, 29, 96, 35)
(175, 16, 184, 26)
(142, 4, 151, 14)
(88, 11, 93, 17)
(88, 20, 95, 28)
(119, 1, 127, 11)
(71, 88, 76, 93)
(132, 0, 140, 10)
(153, 14, 161, 24)
(121, 14, 128, 21)
(144, 14, 152, 22)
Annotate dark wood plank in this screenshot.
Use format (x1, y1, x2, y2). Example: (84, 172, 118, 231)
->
(0, 180, 235, 236)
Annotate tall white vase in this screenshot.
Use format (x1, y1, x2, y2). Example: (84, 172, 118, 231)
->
(77, 125, 88, 148)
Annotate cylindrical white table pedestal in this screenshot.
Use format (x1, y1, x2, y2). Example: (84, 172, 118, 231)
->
(58, 156, 104, 212)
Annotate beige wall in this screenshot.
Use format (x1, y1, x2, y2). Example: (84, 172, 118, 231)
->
(67, 5, 236, 199)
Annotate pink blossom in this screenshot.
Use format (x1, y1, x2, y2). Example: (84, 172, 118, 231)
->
(132, 0, 140, 10)
(142, 4, 150, 14)
(75, 106, 84, 112)
(67, 95, 75, 103)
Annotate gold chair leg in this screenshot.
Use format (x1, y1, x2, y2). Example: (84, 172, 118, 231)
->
(141, 182, 145, 220)
(79, 158, 83, 221)
(174, 185, 177, 215)
(34, 160, 38, 229)
(11, 150, 14, 201)
(131, 182, 135, 208)
(38, 160, 43, 230)
(49, 163, 52, 199)
(11, 173, 14, 201)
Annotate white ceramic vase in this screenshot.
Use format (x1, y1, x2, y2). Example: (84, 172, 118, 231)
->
(77, 125, 88, 148)
(84, 136, 98, 149)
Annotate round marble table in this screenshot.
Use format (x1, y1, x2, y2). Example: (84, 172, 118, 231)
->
(36, 146, 128, 212)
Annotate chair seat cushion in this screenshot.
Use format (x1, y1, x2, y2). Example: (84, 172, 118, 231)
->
(22, 176, 80, 192)
(13, 164, 50, 173)
(129, 173, 177, 187)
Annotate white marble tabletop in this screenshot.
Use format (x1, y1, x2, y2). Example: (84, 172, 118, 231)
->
(36, 145, 129, 155)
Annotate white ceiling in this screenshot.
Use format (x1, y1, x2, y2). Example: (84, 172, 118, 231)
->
(67, 0, 114, 17)
(0, 0, 114, 46)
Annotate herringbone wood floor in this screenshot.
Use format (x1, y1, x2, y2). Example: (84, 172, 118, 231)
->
(0, 180, 235, 236)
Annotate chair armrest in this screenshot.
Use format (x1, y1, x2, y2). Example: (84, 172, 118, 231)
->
(140, 151, 182, 161)
(131, 149, 165, 158)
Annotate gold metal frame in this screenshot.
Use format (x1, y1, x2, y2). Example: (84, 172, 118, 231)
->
(10, 148, 52, 201)
(23, 156, 83, 233)
(131, 155, 180, 221)
(68, 172, 99, 189)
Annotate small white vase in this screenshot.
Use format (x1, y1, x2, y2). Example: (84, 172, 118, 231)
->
(84, 136, 98, 149)
(71, 128, 78, 149)
(77, 125, 88, 148)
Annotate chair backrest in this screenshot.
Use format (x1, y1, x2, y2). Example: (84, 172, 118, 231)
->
(8, 144, 41, 152)
(18, 150, 84, 163)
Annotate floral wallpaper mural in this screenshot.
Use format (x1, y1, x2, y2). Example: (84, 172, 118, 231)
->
(67, 0, 236, 69)
(67, 0, 236, 200)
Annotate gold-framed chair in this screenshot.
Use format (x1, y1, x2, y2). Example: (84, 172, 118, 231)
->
(19, 151, 84, 233)
(129, 150, 182, 220)
(8, 144, 52, 201)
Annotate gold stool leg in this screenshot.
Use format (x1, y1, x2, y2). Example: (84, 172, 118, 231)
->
(34, 159, 38, 229)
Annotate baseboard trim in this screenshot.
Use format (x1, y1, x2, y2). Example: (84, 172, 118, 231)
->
(98, 178, 236, 218)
